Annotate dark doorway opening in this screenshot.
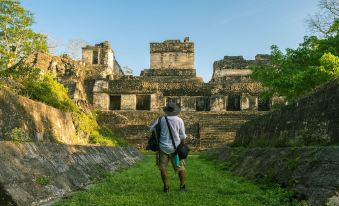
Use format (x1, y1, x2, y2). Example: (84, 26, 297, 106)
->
(196, 97, 210, 111)
(227, 94, 241, 111)
(136, 95, 151, 110)
(92, 50, 98, 64)
(166, 97, 181, 108)
(258, 97, 270, 111)
(109, 95, 121, 110)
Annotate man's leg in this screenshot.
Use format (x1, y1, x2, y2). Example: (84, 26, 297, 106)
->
(158, 151, 170, 191)
(160, 168, 169, 189)
(178, 170, 186, 187)
(170, 156, 187, 191)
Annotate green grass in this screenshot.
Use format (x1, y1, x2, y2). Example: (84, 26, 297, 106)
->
(54, 155, 300, 206)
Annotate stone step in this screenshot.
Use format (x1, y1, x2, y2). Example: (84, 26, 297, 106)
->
(200, 125, 242, 129)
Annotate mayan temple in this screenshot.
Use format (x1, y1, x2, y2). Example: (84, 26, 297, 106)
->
(28, 37, 279, 149)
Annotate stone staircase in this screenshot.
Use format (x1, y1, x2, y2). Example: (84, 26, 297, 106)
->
(99, 111, 266, 150)
(198, 112, 263, 149)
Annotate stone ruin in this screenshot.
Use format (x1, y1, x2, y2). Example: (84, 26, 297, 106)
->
(92, 37, 272, 112)
(29, 37, 277, 149)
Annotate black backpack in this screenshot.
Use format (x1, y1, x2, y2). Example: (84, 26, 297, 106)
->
(146, 117, 162, 151)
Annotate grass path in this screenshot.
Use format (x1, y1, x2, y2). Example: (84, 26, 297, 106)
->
(54, 155, 299, 206)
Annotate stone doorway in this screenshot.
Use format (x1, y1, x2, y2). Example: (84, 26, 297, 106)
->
(136, 95, 151, 110)
(92, 50, 99, 64)
(196, 97, 211, 111)
(109, 95, 121, 110)
(227, 94, 241, 111)
(166, 97, 181, 108)
(258, 97, 270, 111)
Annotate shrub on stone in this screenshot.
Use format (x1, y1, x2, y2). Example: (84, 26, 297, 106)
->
(5, 128, 31, 142)
(72, 112, 120, 146)
(21, 72, 78, 112)
(35, 176, 49, 186)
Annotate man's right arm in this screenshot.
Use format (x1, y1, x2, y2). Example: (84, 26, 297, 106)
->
(179, 119, 187, 143)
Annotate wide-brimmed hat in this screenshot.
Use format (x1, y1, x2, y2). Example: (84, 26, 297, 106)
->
(163, 102, 181, 116)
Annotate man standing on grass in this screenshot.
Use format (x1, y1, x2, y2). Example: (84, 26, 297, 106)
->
(150, 102, 187, 193)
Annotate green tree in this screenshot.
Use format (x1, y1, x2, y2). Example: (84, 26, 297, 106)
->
(251, 0, 339, 103)
(0, 0, 47, 70)
(251, 35, 338, 102)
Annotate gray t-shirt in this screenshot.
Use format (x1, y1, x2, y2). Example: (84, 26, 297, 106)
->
(150, 115, 187, 154)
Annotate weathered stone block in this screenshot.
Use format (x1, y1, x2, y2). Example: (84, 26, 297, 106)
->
(150, 52, 194, 70)
(241, 93, 257, 111)
(150, 38, 195, 70)
(211, 54, 270, 82)
(93, 93, 109, 110)
(121, 94, 136, 110)
(210, 95, 226, 112)
(93, 80, 109, 92)
(181, 96, 196, 111)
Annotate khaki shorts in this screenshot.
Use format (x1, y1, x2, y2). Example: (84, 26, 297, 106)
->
(157, 150, 185, 172)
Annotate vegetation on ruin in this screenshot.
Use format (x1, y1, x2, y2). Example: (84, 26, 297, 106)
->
(4, 127, 31, 142)
(72, 112, 126, 146)
(0, 0, 124, 146)
(251, 0, 338, 102)
(54, 155, 302, 206)
(35, 175, 50, 186)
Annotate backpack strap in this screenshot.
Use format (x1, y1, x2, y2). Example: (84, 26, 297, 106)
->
(164, 116, 176, 150)
(155, 117, 162, 143)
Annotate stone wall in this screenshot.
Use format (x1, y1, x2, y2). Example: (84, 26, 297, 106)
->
(140, 69, 196, 77)
(98, 111, 265, 149)
(92, 76, 265, 113)
(26, 52, 89, 108)
(0, 89, 85, 144)
(211, 54, 270, 83)
(234, 79, 339, 147)
(205, 147, 339, 206)
(0, 142, 142, 206)
(150, 38, 194, 70)
(82, 41, 114, 68)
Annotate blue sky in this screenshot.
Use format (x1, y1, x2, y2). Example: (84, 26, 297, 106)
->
(21, 0, 319, 82)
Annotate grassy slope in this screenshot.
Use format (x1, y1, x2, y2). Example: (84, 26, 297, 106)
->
(54, 155, 300, 206)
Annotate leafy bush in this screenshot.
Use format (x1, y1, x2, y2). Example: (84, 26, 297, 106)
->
(35, 176, 49, 186)
(4, 128, 31, 142)
(1, 66, 78, 112)
(21, 72, 79, 112)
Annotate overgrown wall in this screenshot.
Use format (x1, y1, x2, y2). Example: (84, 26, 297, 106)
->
(0, 142, 142, 206)
(234, 79, 339, 147)
(0, 89, 84, 144)
(205, 147, 339, 206)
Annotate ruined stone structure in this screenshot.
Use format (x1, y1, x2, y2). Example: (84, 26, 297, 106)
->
(29, 37, 275, 149)
(82, 41, 123, 80)
(205, 79, 339, 205)
(91, 38, 272, 113)
(0, 83, 142, 206)
(234, 78, 339, 147)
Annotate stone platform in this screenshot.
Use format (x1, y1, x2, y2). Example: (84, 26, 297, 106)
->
(98, 111, 266, 150)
